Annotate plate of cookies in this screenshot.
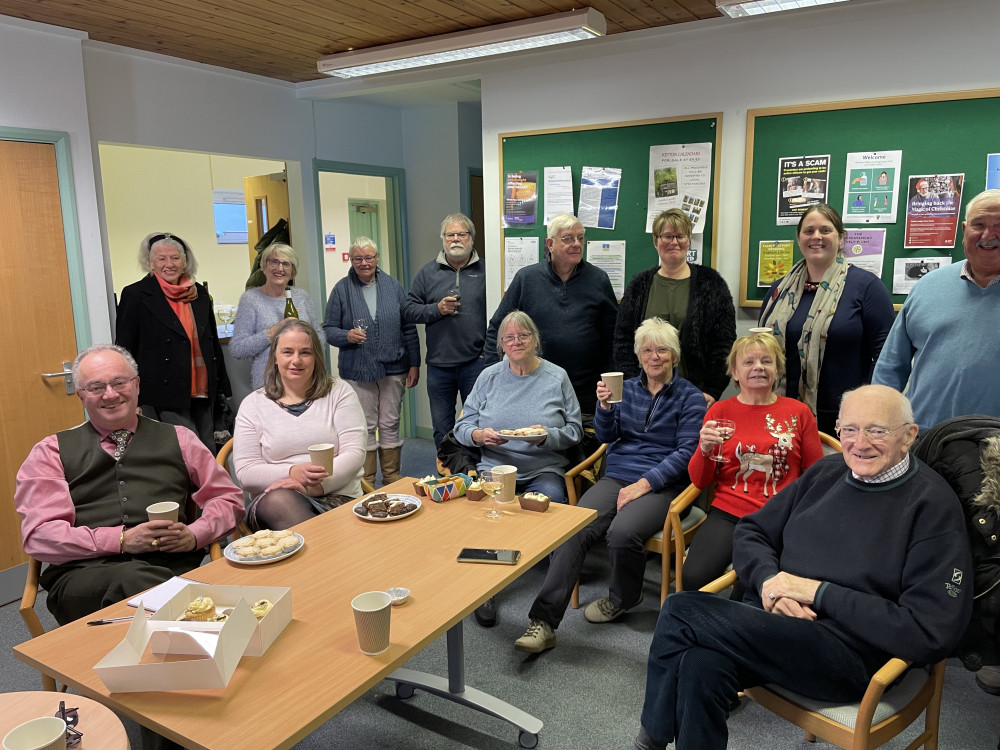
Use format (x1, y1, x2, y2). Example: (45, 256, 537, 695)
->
(224, 529, 305, 565)
(498, 427, 548, 444)
(353, 492, 422, 522)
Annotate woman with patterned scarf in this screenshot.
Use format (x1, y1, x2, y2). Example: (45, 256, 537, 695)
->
(758, 204, 894, 433)
(323, 236, 420, 486)
(116, 232, 230, 452)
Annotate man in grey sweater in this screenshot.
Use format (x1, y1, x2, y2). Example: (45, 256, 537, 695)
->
(404, 213, 486, 449)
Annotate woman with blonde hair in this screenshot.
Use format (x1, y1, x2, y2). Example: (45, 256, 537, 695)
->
(680, 331, 823, 592)
(231, 242, 321, 387)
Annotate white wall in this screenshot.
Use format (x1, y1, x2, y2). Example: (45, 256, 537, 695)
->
(0, 18, 109, 343)
(476, 0, 1000, 327)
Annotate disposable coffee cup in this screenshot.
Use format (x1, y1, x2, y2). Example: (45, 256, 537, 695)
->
(749, 327, 773, 335)
(601, 371, 624, 403)
(3, 717, 67, 750)
(146, 501, 180, 522)
(492, 464, 518, 503)
(308, 443, 336, 475)
(352, 590, 392, 655)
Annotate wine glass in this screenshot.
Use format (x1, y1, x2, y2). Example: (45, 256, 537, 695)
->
(482, 470, 505, 520)
(446, 287, 461, 315)
(710, 419, 736, 463)
(217, 305, 235, 336)
(353, 318, 368, 343)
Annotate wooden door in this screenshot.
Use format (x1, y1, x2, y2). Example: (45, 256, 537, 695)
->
(243, 171, 291, 266)
(0, 140, 83, 580)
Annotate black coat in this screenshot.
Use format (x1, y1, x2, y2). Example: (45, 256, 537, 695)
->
(613, 265, 736, 400)
(116, 273, 231, 410)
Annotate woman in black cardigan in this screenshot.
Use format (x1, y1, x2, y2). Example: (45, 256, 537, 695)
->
(116, 232, 230, 452)
(613, 209, 736, 406)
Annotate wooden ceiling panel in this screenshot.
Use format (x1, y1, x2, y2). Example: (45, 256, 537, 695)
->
(0, 0, 721, 82)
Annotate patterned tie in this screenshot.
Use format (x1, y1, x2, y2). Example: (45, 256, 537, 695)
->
(110, 429, 132, 460)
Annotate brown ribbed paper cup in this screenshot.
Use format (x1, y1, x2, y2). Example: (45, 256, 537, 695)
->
(308, 443, 335, 475)
(601, 372, 624, 403)
(352, 591, 392, 655)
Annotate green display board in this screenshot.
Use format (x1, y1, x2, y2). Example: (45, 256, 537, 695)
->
(499, 115, 721, 294)
(740, 89, 1000, 307)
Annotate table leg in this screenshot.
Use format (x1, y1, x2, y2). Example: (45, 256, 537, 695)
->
(388, 621, 543, 748)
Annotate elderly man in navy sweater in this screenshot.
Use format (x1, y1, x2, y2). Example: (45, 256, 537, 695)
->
(634, 384, 973, 750)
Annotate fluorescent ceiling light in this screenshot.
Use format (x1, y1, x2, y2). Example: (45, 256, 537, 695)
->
(717, 0, 851, 18)
(318, 8, 606, 79)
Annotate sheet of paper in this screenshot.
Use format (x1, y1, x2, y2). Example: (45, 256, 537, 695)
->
(578, 166, 621, 230)
(503, 171, 538, 226)
(586, 240, 626, 298)
(543, 166, 574, 224)
(903, 173, 965, 248)
(842, 151, 902, 224)
(892, 256, 952, 294)
(757, 240, 795, 287)
(777, 155, 830, 226)
(128, 576, 200, 611)
(843, 228, 886, 277)
(504, 236, 539, 290)
(646, 143, 713, 233)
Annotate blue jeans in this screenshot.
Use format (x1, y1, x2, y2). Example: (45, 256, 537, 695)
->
(641, 592, 872, 749)
(427, 359, 485, 449)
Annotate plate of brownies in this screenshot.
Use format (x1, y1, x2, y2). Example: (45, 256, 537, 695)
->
(353, 492, 422, 522)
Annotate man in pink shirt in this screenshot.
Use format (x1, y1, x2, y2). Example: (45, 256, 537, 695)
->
(15, 344, 244, 626)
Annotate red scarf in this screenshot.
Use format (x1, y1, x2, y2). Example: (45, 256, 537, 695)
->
(154, 273, 208, 398)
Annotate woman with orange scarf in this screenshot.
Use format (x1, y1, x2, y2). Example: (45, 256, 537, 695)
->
(116, 232, 230, 452)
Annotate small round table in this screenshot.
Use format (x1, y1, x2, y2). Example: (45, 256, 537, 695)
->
(0, 692, 130, 750)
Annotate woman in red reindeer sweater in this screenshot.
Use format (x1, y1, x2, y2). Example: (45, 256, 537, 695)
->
(681, 332, 823, 591)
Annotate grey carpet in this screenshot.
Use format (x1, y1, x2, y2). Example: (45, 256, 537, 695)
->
(4, 438, 998, 749)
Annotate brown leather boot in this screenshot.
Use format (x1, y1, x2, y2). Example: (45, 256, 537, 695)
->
(378, 446, 402, 485)
(363, 449, 378, 487)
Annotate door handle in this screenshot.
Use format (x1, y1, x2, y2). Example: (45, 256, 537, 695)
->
(41, 361, 75, 395)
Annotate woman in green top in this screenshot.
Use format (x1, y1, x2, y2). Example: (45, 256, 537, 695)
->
(613, 209, 736, 407)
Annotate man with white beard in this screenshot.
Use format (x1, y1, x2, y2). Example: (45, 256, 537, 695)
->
(404, 213, 486, 449)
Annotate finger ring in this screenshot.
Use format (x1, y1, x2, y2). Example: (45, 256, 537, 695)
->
(768, 592, 775, 600)
(151, 538, 159, 548)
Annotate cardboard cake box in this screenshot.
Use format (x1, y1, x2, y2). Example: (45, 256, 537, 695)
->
(94, 583, 291, 693)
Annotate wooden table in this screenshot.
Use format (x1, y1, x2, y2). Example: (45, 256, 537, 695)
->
(14, 478, 596, 750)
(0, 691, 130, 749)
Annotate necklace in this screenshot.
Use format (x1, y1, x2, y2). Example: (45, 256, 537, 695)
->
(277, 398, 312, 413)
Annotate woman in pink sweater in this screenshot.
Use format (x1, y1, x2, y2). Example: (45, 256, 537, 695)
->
(681, 332, 823, 591)
(234, 320, 367, 530)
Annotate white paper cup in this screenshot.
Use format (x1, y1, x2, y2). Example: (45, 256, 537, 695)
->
(3, 717, 66, 750)
(749, 327, 773, 335)
(601, 371, 624, 403)
(352, 591, 392, 655)
(492, 464, 518, 503)
(308, 443, 336, 475)
(146, 501, 179, 522)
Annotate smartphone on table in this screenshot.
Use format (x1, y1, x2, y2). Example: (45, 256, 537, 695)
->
(457, 548, 521, 565)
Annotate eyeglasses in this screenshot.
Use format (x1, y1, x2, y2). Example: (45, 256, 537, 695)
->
(79, 376, 137, 396)
(836, 423, 910, 442)
(266, 258, 292, 269)
(351, 254, 378, 264)
(640, 347, 672, 358)
(557, 234, 585, 244)
(445, 232, 470, 240)
(501, 333, 534, 345)
(656, 233, 689, 243)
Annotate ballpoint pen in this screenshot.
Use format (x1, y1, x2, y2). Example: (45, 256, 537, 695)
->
(87, 614, 149, 625)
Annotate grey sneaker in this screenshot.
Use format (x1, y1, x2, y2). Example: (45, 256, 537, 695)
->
(514, 619, 556, 653)
(584, 594, 642, 623)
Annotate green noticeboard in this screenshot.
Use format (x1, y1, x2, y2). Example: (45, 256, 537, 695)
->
(740, 88, 1000, 307)
(499, 115, 721, 295)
